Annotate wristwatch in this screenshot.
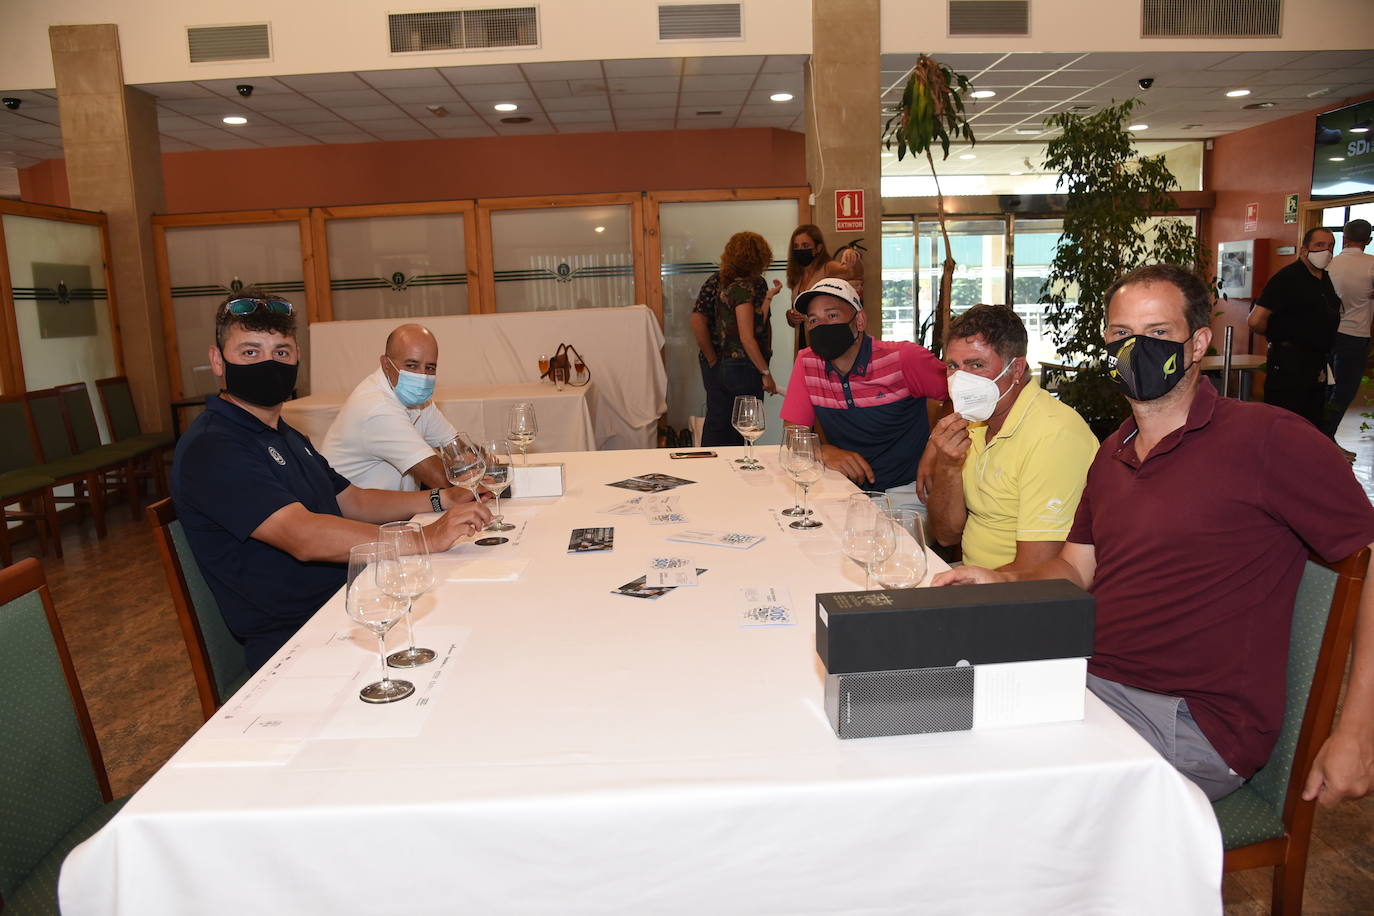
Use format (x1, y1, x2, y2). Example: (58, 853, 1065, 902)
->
(430, 488, 444, 512)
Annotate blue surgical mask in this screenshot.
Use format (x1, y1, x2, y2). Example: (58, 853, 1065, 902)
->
(387, 359, 435, 407)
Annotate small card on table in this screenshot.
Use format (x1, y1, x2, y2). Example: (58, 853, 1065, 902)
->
(568, 527, 615, 553)
(612, 568, 708, 600)
(666, 529, 765, 550)
(607, 473, 696, 493)
(738, 586, 795, 627)
(646, 556, 697, 587)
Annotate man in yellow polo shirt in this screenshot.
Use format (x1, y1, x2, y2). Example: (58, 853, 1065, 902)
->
(925, 305, 1097, 570)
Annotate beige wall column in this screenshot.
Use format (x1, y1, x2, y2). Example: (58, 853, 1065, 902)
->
(806, 0, 882, 333)
(50, 24, 169, 433)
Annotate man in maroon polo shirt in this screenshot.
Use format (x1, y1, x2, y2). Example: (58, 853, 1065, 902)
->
(936, 263, 1374, 804)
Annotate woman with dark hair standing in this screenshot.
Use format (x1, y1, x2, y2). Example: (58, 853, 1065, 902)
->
(690, 231, 781, 446)
(784, 224, 863, 329)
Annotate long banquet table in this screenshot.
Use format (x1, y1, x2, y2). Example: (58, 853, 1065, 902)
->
(60, 447, 1222, 916)
(280, 381, 597, 452)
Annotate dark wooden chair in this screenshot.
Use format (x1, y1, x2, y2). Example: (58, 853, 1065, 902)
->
(94, 376, 173, 500)
(57, 381, 162, 520)
(146, 498, 248, 720)
(0, 394, 63, 560)
(1214, 547, 1370, 915)
(24, 386, 112, 540)
(0, 558, 126, 912)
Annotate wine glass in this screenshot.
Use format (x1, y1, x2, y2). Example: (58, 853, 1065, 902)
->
(375, 522, 437, 668)
(507, 403, 538, 465)
(872, 507, 929, 589)
(439, 432, 486, 502)
(573, 354, 587, 385)
(842, 493, 896, 590)
(479, 439, 515, 533)
(538, 353, 550, 380)
(731, 395, 765, 468)
(346, 543, 415, 704)
(786, 432, 825, 530)
(780, 427, 813, 517)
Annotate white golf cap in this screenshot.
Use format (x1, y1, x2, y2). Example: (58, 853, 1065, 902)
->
(794, 277, 862, 315)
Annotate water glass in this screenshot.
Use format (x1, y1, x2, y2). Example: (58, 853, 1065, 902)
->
(376, 522, 437, 668)
(731, 395, 765, 468)
(872, 507, 929, 589)
(786, 431, 825, 530)
(507, 403, 538, 465)
(346, 542, 415, 704)
(841, 492, 896, 590)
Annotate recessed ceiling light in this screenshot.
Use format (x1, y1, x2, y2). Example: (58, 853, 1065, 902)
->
(222, 116, 247, 125)
(970, 90, 996, 99)
(1128, 123, 1148, 131)
(1014, 128, 1040, 135)
(1330, 156, 1346, 161)
(769, 92, 793, 102)
(1307, 87, 1331, 98)
(1009, 170, 1024, 176)
(494, 103, 518, 112)
(594, 225, 606, 233)
(1225, 88, 1251, 98)
(958, 153, 976, 160)
(1243, 101, 1276, 110)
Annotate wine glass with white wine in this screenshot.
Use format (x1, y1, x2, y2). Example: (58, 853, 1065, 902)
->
(439, 432, 486, 501)
(780, 426, 813, 517)
(507, 403, 538, 465)
(731, 395, 766, 469)
(375, 521, 437, 668)
(479, 439, 515, 534)
(346, 542, 415, 704)
(786, 432, 825, 530)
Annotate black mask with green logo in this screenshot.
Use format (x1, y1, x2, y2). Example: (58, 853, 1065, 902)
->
(1105, 332, 1195, 401)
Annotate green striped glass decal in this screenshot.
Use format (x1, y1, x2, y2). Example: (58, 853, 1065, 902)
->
(12, 286, 108, 301)
(170, 280, 306, 299)
(331, 272, 468, 291)
(660, 259, 787, 276)
(494, 264, 634, 283)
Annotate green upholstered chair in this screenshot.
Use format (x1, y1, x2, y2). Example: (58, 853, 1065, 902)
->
(147, 498, 248, 720)
(57, 382, 161, 520)
(1213, 547, 1370, 915)
(94, 376, 173, 450)
(0, 557, 127, 914)
(0, 395, 61, 561)
(24, 387, 112, 539)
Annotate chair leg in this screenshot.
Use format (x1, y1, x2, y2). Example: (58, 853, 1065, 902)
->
(87, 473, 107, 539)
(1272, 854, 1311, 916)
(154, 449, 169, 498)
(42, 489, 62, 559)
(0, 503, 12, 567)
(126, 460, 140, 521)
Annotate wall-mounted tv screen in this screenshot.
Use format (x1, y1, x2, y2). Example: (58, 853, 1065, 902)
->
(1312, 99, 1374, 199)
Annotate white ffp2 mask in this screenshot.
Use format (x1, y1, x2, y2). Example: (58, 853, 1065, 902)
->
(948, 361, 1015, 422)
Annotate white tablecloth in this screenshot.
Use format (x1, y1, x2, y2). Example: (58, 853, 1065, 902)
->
(307, 306, 667, 449)
(280, 382, 597, 453)
(60, 448, 1222, 916)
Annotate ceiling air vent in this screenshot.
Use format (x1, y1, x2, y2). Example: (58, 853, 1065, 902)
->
(186, 23, 271, 63)
(658, 3, 743, 41)
(388, 7, 538, 53)
(948, 0, 1030, 36)
(1142, 0, 1280, 37)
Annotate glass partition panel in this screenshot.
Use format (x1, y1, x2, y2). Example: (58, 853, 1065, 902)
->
(491, 205, 633, 313)
(917, 218, 1007, 327)
(1011, 217, 1065, 368)
(3, 214, 116, 433)
(327, 213, 468, 321)
(881, 219, 918, 343)
(165, 222, 307, 397)
(659, 199, 797, 443)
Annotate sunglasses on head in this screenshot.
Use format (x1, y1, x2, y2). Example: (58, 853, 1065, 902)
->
(221, 297, 294, 318)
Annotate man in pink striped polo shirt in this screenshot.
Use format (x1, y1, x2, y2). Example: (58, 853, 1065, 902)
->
(780, 279, 948, 501)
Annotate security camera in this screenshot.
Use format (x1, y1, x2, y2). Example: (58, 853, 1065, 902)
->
(1137, 77, 1154, 90)
(236, 84, 254, 97)
(1, 98, 20, 111)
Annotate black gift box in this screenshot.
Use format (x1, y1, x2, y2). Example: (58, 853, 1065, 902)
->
(815, 579, 1095, 674)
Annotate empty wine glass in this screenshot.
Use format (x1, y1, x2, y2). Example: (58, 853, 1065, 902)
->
(439, 432, 486, 502)
(479, 439, 515, 533)
(346, 542, 415, 704)
(872, 507, 929, 589)
(376, 522, 437, 668)
(507, 403, 538, 465)
(786, 432, 825, 530)
(841, 492, 896, 590)
(780, 427, 813, 517)
(731, 395, 765, 468)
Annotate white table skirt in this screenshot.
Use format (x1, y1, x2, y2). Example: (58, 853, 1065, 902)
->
(307, 306, 667, 450)
(280, 382, 597, 453)
(60, 448, 1221, 916)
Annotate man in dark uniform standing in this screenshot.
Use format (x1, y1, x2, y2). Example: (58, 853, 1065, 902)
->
(1249, 228, 1341, 427)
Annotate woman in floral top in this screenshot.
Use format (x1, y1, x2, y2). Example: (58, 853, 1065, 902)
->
(689, 231, 781, 446)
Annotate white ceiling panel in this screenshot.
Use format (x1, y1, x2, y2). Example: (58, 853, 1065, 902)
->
(156, 113, 206, 130)
(273, 109, 348, 124)
(553, 122, 619, 133)
(530, 81, 574, 99)
(681, 73, 756, 92)
(548, 110, 615, 124)
(410, 114, 484, 128)
(457, 83, 536, 102)
(761, 55, 809, 73)
(304, 120, 371, 135)
(612, 93, 681, 110)
(398, 102, 475, 119)
(379, 86, 464, 104)
(134, 82, 218, 99)
(358, 69, 447, 89)
(331, 105, 407, 120)
(603, 58, 682, 78)
(235, 94, 322, 112)
(428, 125, 496, 137)
(196, 77, 294, 96)
(606, 76, 680, 94)
(678, 91, 748, 106)
(280, 73, 369, 92)
(539, 96, 611, 113)
(305, 89, 390, 106)
(682, 56, 765, 76)
(1211, 51, 1311, 70)
(613, 107, 677, 120)
(521, 61, 604, 81)
(351, 118, 424, 132)
(163, 98, 244, 115)
(618, 120, 677, 131)
(439, 64, 526, 84)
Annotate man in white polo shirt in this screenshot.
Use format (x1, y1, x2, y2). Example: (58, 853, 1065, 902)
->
(322, 323, 457, 490)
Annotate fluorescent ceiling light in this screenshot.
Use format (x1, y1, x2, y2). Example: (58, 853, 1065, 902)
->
(970, 90, 995, 99)
(958, 153, 976, 160)
(494, 103, 518, 112)
(1014, 128, 1040, 135)
(222, 116, 248, 125)
(1128, 123, 1148, 131)
(1225, 89, 1251, 98)
(769, 92, 793, 102)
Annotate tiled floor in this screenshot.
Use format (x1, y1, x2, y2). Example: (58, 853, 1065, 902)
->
(12, 393, 1374, 910)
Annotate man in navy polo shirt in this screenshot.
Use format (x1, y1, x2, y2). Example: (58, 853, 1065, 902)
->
(780, 278, 947, 502)
(936, 264, 1374, 806)
(172, 290, 490, 672)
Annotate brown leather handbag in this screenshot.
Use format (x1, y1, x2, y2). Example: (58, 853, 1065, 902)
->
(541, 342, 591, 387)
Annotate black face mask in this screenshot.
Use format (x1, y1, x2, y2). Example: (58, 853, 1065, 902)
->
(791, 248, 816, 267)
(810, 322, 858, 361)
(1106, 332, 1194, 401)
(221, 357, 299, 407)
